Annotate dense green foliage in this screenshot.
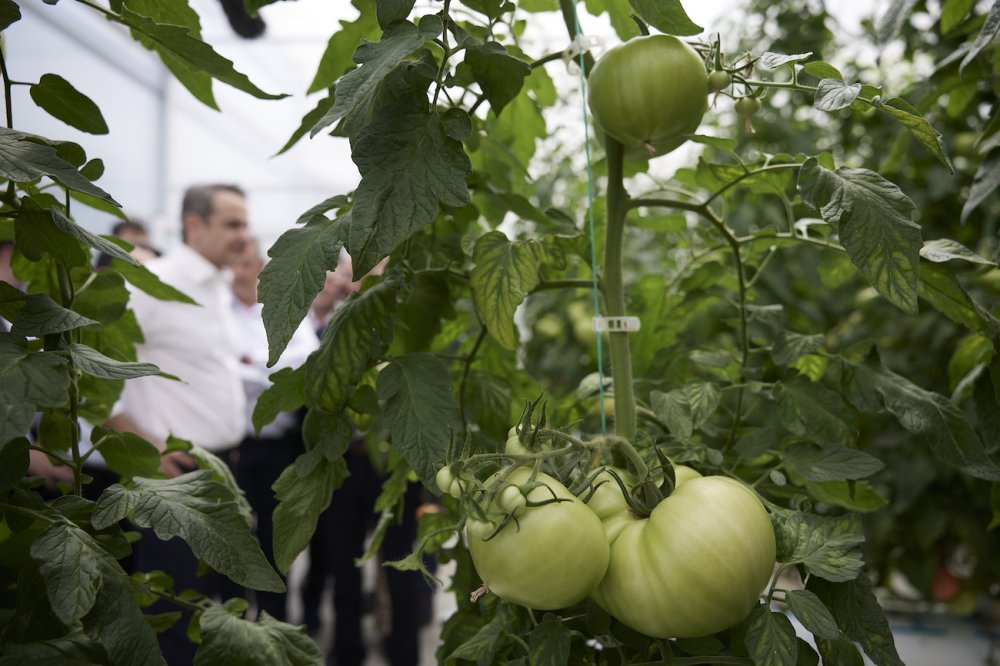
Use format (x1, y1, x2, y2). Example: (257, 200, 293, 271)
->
(1, 0, 998, 664)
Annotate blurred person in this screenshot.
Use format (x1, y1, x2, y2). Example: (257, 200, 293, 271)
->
(96, 217, 160, 268)
(104, 183, 251, 665)
(230, 236, 318, 620)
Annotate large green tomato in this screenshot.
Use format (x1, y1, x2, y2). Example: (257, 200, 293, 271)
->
(587, 35, 708, 159)
(589, 468, 775, 638)
(467, 467, 610, 610)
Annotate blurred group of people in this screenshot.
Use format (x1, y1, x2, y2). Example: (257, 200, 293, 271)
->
(8, 184, 435, 665)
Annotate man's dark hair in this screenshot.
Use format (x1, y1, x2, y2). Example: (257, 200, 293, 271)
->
(111, 218, 148, 238)
(180, 184, 245, 243)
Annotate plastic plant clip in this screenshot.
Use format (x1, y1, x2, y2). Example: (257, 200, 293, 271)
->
(593, 316, 641, 333)
(564, 34, 605, 70)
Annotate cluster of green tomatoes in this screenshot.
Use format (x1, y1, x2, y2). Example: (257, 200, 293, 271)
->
(436, 426, 777, 639)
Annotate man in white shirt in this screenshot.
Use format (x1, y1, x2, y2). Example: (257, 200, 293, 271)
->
(230, 237, 318, 621)
(106, 183, 251, 664)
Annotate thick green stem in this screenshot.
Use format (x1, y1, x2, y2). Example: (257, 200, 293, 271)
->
(55, 264, 83, 495)
(603, 137, 637, 443)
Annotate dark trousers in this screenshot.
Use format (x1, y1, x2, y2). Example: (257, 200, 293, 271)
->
(234, 429, 303, 621)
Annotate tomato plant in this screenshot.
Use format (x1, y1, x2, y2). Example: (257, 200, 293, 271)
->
(587, 34, 709, 159)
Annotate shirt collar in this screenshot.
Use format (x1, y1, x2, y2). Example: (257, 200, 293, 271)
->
(175, 244, 234, 285)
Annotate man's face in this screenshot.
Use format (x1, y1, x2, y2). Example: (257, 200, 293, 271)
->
(231, 241, 263, 290)
(186, 190, 249, 268)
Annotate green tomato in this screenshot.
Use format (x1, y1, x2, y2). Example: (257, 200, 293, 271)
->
(497, 485, 526, 515)
(468, 467, 611, 610)
(734, 96, 762, 117)
(505, 431, 531, 457)
(707, 70, 732, 92)
(587, 35, 708, 160)
(435, 466, 468, 499)
(591, 474, 775, 638)
(466, 519, 496, 540)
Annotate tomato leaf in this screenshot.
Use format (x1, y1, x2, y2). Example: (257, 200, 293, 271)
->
(376, 0, 415, 27)
(114, 6, 286, 105)
(920, 238, 996, 265)
(0, 128, 118, 204)
(798, 158, 921, 314)
(800, 61, 843, 81)
(0, 336, 70, 447)
(772, 332, 824, 366)
(744, 604, 798, 666)
(68, 343, 160, 380)
(990, 483, 1000, 530)
(843, 359, 1000, 481)
(94, 471, 286, 592)
(960, 152, 1000, 224)
(775, 379, 857, 447)
(194, 606, 321, 665)
(376, 353, 460, 488)
(528, 618, 571, 666)
(259, 215, 345, 366)
(785, 589, 841, 640)
(758, 51, 813, 71)
(735, 425, 785, 458)
(471, 231, 541, 350)
(0, 0, 20, 31)
(465, 42, 531, 115)
(0, 438, 29, 492)
(815, 638, 865, 666)
(771, 509, 865, 582)
(808, 574, 904, 666)
(252, 366, 306, 436)
(783, 444, 884, 481)
(651, 389, 693, 439)
(918, 262, 998, 336)
(307, 1, 380, 94)
(873, 97, 954, 172)
(348, 105, 471, 275)
(29, 74, 108, 135)
(313, 17, 441, 136)
(803, 480, 888, 513)
(626, 0, 702, 36)
(90, 429, 161, 479)
(0, 286, 98, 338)
(813, 79, 862, 111)
(303, 271, 400, 414)
(276, 89, 335, 155)
(273, 454, 348, 574)
(110, 258, 197, 304)
(448, 613, 505, 663)
(959, 0, 1000, 73)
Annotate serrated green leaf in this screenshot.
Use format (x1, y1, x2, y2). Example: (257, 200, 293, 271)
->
(960, 0, 1000, 72)
(918, 262, 997, 336)
(259, 216, 344, 366)
(0, 437, 29, 491)
(0, 284, 98, 338)
(252, 366, 306, 436)
(276, 89, 335, 155)
(626, 0, 702, 35)
(376, 0, 415, 27)
(814, 79, 861, 111)
(735, 425, 784, 458)
(784, 444, 884, 481)
(307, 1, 380, 94)
(773, 332, 825, 366)
(798, 158, 921, 314)
(816, 638, 865, 666)
(115, 6, 285, 102)
(785, 589, 842, 641)
(528, 619, 571, 666)
(920, 238, 996, 265)
(93, 483, 138, 528)
(312, 17, 441, 135)
(874, 97, 953, 172)
(471, 231, 540, 349)
(804, 479, 887, 512)
(347, 106, 472, 275)
(448, 614, 504, 662)
(303, 272, 399, 414)
(21, 202, 137, 267)
(744, 604, 798, 666)
(116, 471, 286, 591)
(949, 334, 995, 390)
(0, 629, 111, 664)
(272, 455, 347, 573)
(0, 335, 70, 446)
(300, 409, 353, 476)
(759, 51, 813, 71)
(808, 575, 904, 666)
(395, 271, 455, 354)
(29, 74, 109, 135)
(877, 0, 919, 43)
(195, 607, 322, 666)
(775, 379, 856, 447)
(800, 61, 843, 81)
(960, 152, 1000, 224)
(69, 343, 160, 380)
(843, 360, 1000, 480)
(792, 354, 828, 381)
(772, 509, 865, 582)
(651, 389, 693, 439)
(110, 257, 197, 303)
(683, 381, 721, 428)
(91, 428, 161, 479)
(376, 353, 458, 488)
(30, 522, 107, 625)
(0, 128, 118, 204)
(466, 42, 531, 115)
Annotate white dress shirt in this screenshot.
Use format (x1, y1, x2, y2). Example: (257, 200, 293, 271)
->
(120, 244, 246, 452)
(232, 296, 318, 439)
